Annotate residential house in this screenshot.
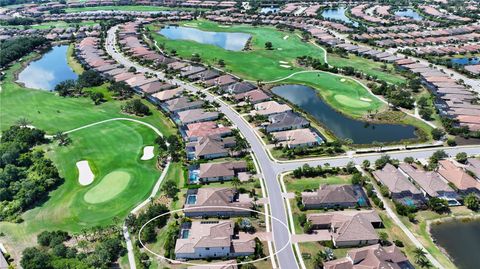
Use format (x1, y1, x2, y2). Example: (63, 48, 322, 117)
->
(253, 101, 292, 116)
(233, 89, 270, 104)
(185, 121, 232, 141)
(372, 164, 424, 207)
(437, 160, 480, 195)
(221, 81, 256, 95)
(265, 111, 309, 133)
(302, 184, 369, 209)
(204, 74, 237, 87)
(324, 244, 414, 269)
(177, 109, 219, 125)
(198, 161, 247, 182)
(184, 188, 253, 217)
(152, 87, 184, 102)
(466, 158, 480, 179)
(272, 128, 321, 148)
(399, 163, 460, 205)
(307, 210, 382, 247)
(186, 136, 235, 160)
(175, 220, 255, 259)
(164, 96, 204, 113)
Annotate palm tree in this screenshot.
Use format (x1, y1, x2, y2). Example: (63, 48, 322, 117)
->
(53, 131, 71, 146)
(231, 177, 241, 190)
(16, 117, 32, 128)
(413, 247, 427, 263)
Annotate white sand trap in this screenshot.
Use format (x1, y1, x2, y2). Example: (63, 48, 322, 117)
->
(360, 97, 372, 102)
(141, 146, 155, 160)
(77, 160, 94, 186)
(279, 61, 288, 64)
(283, 35, 289, 40)
(340, 78, 346, 82)
(219, 25, 230, 28)
(277, 48, 283, 50)
(280, 64, 291, 68)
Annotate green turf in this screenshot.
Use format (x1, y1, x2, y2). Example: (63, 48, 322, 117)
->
(84, 170, 132, 204)
(64, 5, 206, 13)
(0, 54, 176, 135)
(149, 20, 395, 118)
(284, 175, 352, 193)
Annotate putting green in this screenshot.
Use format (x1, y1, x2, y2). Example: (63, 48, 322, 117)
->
(334, 95, 372, 108)
(84, 171, 131, 204)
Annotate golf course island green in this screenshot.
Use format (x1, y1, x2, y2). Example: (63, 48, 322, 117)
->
(84, 170, 132, 204)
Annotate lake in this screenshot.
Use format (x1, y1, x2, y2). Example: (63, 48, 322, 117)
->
(159, 26, 251, 51)
(321, 7, 359, 27)
(270, 85, 417, 144)
(451, 57, 480, 66)
(430, 219, 480, 269)
(394, 8, 424, 20)
(17, 45, 78, 91)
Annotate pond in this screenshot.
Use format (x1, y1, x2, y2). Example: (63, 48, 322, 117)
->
(17, 45, 78, 91)
(451, 57, 480, 66)
(430, 219, 480, 269)
(159, 26, 251, 51)
(321, 7, 359, 27)
(270, 85, 418, 144)
(394, 8, 424, 20)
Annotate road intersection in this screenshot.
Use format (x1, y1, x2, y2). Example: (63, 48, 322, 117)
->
(106, 25, 480, 269)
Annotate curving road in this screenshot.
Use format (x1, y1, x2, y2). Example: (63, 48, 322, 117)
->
(105, 25, 480, 269)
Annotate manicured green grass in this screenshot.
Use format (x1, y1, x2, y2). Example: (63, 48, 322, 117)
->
(0, 55, 175, 135)
(67, 43, 85, 74)
(149, 20, 391, 118)
(33, 20, 98, 30)
(0, 120, 160, 247)
(84, 170, 132, 204)
(284, 175, 352, 193)
(281, 72, 385, 117)
(328, 54, 406, 85)
(64, 5, 206, 13)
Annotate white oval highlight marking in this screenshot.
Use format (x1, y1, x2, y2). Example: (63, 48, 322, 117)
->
(138, 205, 291, 267)
(76, 160, 94, 186)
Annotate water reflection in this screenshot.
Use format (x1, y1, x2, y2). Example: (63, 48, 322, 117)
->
(321, 7, 359, 27)
(17, 45, 78, 91)
(159, 26, 251, 51)
(394, 8, 424, 21)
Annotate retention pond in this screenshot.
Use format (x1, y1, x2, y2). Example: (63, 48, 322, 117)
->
(270, 84, 417, 144)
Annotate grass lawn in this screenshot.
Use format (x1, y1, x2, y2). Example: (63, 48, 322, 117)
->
(67, 43, 85, 74)
(149, 20, 393, 118)
(32, 20, 98, 30)
(284, 174, 352, 193)
(64, 5, 207, 13)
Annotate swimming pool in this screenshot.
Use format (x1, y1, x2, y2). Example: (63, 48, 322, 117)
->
(189, 170, 200, 183)
(187, 195, 197, 205)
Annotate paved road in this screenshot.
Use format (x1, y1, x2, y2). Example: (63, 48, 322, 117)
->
(105, 25, 480, 269)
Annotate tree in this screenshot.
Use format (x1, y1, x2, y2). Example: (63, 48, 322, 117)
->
(161, 180, 179, 200)
(464, 193, 479, 211)
(21, 247, 52, 269)
(15, 117, 32, 128)
(53, 132, 71, 146)
(404, 157, 415, 164)
(413, 247, 427, 263)
(375, 154, 392, 169)
(77, 70, 103, 88)
(312, 251, 324, 269)
(428, 197, 449, 214)
(54, 79, 77, 97)
(90, 92, 105, 105)
(265, 41, 273, 50)
(379, 231, 389, 245)
(231, 177, 241, 190)
(455, 152, 468, 164)
(431, 128, 445, 140)
(217, 59, 225, 67)
(108, 81, 133, 99)
(362, 160, 370, 170)
(303, 220, 313, 234)
(121, 99, 151, 116)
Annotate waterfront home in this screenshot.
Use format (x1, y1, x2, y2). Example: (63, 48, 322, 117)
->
(164, 96, 205, 113)
(437, 160, 480, 195)
(175, 220, 255, 259)
(372, 164, 424, 207)
(272, 128, 320, 148)
(324, 244, 414, 269)
(253, 101, 292, 116)
(307, 210, 382, 247)
(265, 111, 309, 133)
(184, 188, 253, 217)
(398, 163, 460, 205)
(185, 121, 232, 141)
(177, 109, 219, 125)
(198, 161, 247, 182)
(233, 89, 270, 104)
(301, 184, 369, 209)
(186, 135, 235, 160)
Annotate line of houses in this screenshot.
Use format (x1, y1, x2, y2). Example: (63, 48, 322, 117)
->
(373, 159, 480, 208)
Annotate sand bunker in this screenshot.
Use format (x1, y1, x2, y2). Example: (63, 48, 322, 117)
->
(280, 64, 291, 68)
(279, 61, 288, 64)
(141, 146, 155, 160)
(277, 48, 283, 50)
(76, 160, 94, 186)
(283, 35, 289, 40)
(340, 78, 346, 82)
